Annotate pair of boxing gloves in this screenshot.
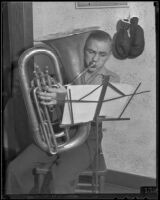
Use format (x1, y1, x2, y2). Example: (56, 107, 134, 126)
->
(112, 17, 145, 59)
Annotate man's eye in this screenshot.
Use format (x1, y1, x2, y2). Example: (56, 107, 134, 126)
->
(87, 50, 95, 54)
(100, 53, 107, 57)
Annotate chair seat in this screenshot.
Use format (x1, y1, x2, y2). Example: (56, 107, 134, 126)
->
(34, 162, 50, 175)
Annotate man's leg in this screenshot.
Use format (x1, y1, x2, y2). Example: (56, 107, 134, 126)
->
(5, 143, 56, 194)
(50, 140, 96, 194)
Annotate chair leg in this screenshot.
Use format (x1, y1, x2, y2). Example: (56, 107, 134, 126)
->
(92, 172, 99, 193)
(33, 172, 44, 193)
(99, 175, 106, 193)
(92, 172, 95, 193)
(38, 173, 46, 193)
(33, 167, 49, 194)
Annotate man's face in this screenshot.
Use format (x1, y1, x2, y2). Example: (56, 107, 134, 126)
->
(84, 38, 111, 73)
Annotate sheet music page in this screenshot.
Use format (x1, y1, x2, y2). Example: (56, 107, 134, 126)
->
(61, 83, 134, 125)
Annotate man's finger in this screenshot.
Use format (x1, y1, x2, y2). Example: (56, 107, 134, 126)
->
(47, 86, 67, 94)
(38, 92, 57, 98)
(40, 100, 57, 105)
(57, 83, 66, 89)
(38, 95, 53, 101)
(46, 87, 59, 93)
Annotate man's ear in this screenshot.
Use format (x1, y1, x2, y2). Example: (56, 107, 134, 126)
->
(105, 50, 112, 62)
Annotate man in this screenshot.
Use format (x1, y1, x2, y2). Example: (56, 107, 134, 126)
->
(83, 30, 120, 84)
(5, 30, 120, 194)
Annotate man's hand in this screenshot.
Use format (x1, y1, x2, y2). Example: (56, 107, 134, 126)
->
(38, 83, 67, 105)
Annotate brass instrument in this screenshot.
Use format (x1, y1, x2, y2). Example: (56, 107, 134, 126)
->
(18, 45, 91, 155)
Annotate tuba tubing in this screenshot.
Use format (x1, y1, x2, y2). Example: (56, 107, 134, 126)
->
(18, 45, 91, 155)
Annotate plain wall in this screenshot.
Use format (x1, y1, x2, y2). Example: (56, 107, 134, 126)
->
(32, 2, 156, 178)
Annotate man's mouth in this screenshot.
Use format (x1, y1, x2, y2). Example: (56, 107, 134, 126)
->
(88, 61, 96, 68)
(90, 64, 96, 69)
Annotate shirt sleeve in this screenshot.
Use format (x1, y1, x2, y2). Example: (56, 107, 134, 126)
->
(102, 68, 120, 83)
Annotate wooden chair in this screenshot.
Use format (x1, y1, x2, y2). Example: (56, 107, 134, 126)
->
(33, 119, 107, 194)
(33, 146, 107, 194)
(75, 147, 107, 194)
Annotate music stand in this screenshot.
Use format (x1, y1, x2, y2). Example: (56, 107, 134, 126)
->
(63, 75, 146, 193)
(92, 75, 141, 193)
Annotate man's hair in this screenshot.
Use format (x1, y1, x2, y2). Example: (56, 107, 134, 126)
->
(84, 30, 112, 48)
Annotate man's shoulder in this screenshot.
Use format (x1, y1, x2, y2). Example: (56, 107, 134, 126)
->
(100, 67, 120, 83)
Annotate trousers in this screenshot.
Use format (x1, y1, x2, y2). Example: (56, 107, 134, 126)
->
(5, 123, 102, 194)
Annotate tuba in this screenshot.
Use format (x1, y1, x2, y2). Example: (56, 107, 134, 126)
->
(18, 28, 99, 155)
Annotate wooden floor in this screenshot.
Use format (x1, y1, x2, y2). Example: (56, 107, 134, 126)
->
(102, 182, 139, 193)
(75, 181, 139, 194)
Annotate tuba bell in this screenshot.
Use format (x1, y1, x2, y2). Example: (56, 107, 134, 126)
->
(18, 45, 91, 155)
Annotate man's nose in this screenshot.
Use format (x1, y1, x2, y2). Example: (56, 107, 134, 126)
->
(92, 53, 99, 62)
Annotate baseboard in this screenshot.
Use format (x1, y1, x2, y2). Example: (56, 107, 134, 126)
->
(105, 169, 156, 189)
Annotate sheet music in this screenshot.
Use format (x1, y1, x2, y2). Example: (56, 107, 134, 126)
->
(61, 83, 134, 125)
(100, 83, 134, 118)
